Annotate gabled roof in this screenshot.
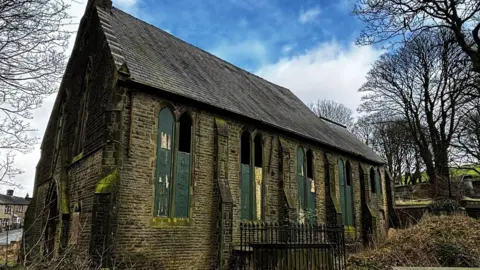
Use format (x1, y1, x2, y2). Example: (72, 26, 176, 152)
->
(0, 194, 30, 205)
(99, 6, 384, 164)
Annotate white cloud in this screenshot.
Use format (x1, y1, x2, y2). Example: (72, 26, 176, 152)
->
(281, 44, 294, 54)
(210, 40, 268, 67)
(299, 7, 322, 24)
(1, 1, 88, 197)
(114, 0, 138, 8)
(113, 0, 140, 15)
(256, 41, 382, 113)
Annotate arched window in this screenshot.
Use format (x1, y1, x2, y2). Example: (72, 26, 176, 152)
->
(240, 131, 252, 220)
(154, 109, 192, 218)
(376, 169, 382, 196)
(370, 167, 376, 193)
(338, 159, 346, 225)
(306, 150, 316, 215)
(297, 147, 306, 212)
(75, 57, 92, 155)
(154, 108, 175, 217)
(345, 161, 354, 226)
(254, 134, 263, 220)
(174, 114, 192, 218)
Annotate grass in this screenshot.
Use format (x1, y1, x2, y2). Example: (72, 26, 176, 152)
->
(348, 214, 480, 269)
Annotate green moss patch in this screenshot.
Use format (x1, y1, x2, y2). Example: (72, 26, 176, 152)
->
(151, 217, 190, 227)
(95, 169, 119, 194)
(71, 152, 84, 165)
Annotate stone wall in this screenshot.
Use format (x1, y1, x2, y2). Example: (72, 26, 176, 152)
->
(113, 90, 388, 269)
(25, 7, 117, 261)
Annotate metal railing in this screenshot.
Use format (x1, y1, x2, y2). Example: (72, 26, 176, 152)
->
(235, 222, 346, 270)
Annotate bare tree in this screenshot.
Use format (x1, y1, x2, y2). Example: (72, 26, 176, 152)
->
(353, 114, 422, 185)
(308, 99, 354, 127)
(0, 0, 70, 182)
(359, 30, 476, 197)
(453, 101, 480, 174)
(353, 0, 480, 74)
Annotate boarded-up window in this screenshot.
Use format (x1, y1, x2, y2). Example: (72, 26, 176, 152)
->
(306, 150, 316, 217)
(345, 161, 354, 226)
(338, 159, 346, 225)
(240, 131, 252, 220)
(254, 135, 263, 220)
(174, 114, 192, 218)
(154, 108, 175, 217)
(297, 147, 306, 217)
(376, 169, 382, 196)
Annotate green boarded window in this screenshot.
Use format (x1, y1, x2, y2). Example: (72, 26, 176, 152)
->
(376, 169, 382, 196)
(297, 147, 305, 212)
(338, 159, 346, 225)
(154, 110, 192, 218)
(155, 108, 175, 217)
(306, 150, 316, 219)
(240, 131, 253, 220)
(174, 114, 192, 218)
(345, 161, 354, 226)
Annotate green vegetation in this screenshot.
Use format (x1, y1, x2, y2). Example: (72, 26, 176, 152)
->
(348, 214, 480, 269)
(95, 169, 118, 194)
(400, 165, 480, 185)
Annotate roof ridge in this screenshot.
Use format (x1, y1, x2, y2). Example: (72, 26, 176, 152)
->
(110, 6, 292, 93)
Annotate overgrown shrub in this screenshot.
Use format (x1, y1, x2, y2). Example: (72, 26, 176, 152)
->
(348, 214, 480, 269)
(426, 198, 463, 215)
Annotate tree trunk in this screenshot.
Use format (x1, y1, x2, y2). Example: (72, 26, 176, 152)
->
(433, 148, 451, 199)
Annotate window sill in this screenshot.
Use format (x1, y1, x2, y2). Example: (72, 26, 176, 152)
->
(151, 217, 190, 227)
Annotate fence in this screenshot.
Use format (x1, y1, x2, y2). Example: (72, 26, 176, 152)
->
(234, 222, 346, 270)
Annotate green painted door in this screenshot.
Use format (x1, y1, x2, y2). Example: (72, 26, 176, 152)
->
(338, 160, 346, 225)
(154, 108, 174, 217)
(174, 152, 190, 218)
(241, 164, 252, 220)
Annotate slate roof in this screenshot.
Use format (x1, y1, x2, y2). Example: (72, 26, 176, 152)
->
(102, 7, 384, 164)
(0, 194, 30, 205)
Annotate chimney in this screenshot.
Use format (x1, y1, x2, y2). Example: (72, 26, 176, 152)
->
(6, 190, 13, 196)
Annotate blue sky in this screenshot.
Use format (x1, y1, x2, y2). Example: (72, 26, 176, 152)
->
(118, 0, 363, 71)
(7, 0, 383, 196)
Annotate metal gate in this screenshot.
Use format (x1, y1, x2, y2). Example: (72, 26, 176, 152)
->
(234, 222, 346, 270)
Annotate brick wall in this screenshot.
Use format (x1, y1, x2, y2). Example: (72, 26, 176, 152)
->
(113, 90, 388, 269)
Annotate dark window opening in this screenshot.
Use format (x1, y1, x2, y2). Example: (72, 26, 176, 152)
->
(370, 167, 376, 193)
(178, 114, 192, 153)
(254, 135, 262, 167)
(306, 149, 313, 179)
(377, 169, 383, 194)
(346, 161, 352, 186)
(241, 131, 250, 165)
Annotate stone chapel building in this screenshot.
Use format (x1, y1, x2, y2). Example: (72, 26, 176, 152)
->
(24, 0, 395, 269)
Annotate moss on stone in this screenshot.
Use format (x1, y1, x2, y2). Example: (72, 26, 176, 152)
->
(71, 152, 84, 164)
(60, 182, 69, 214)
(151, 217, 190, 227)
(95, 169, 118, 194)
(345, 226, 355, 233)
